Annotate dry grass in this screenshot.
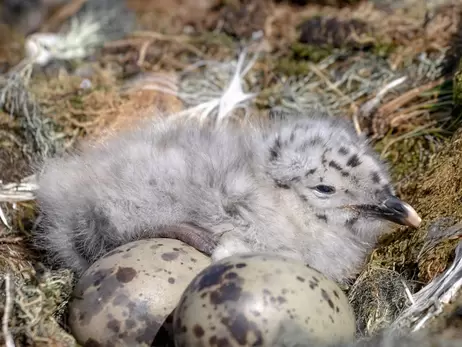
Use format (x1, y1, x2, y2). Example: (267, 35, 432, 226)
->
(1, 0, 462, 345)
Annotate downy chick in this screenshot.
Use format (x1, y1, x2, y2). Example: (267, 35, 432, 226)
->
(33, 110, 421, 284)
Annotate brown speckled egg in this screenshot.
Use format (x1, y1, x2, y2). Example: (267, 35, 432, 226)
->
(68, 238, 211, 347)
(173, 253, 356, 347)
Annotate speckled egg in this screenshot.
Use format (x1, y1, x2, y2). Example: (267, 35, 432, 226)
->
(173, 253, 356, 347)
(68, 238, 212, 346)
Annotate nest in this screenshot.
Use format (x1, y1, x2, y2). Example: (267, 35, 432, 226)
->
(1, 0, 462, 345)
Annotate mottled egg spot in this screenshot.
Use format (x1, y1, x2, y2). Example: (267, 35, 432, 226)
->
(126, 319, 136, 329)
(210, 282, 242, 305)
(168, 277, 176, 284)
(84, 338, 102, 347)
(236, 263, 247, 268)
(161, 252, 179, 261)
(321, 288, 335, 310)
(115, 267, 137, 283)
(296, 276, 305, 282)
(309, 280, 318, 289)
(107, 319, 120, 333)
(194, 263, 234, 291)
(221, 313, 263, 345)
(193, 324, 205, 338)
(225, 272, 238, 280)
(210, 336, 231, 347)
(333, 290, 340, 299)
(113, 293, 130, 306)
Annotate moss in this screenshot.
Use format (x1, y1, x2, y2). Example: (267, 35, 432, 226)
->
(291, 42, 335, 62)
(371, 40, 397, 58)
(191, 31, 237, 50)
(370, 129, 462, 283)
(374, 135, 441, 183)
(274, 57, 312, 76)
(453, 58, 462, 106)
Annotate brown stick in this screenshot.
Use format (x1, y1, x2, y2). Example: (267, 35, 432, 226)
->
(40, 0, 88, 33)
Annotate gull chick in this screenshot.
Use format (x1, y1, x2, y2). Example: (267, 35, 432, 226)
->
(33, 110, 421, 284)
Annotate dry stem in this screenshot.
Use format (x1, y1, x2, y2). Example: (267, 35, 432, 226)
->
(2, 273, 16, 347)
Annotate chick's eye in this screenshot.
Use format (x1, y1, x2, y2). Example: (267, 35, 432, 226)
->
(314, 185, 336, 194)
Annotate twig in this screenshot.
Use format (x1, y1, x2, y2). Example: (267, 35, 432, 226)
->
(2, 273, 16, 347)
(40, 0, 88, 32)
(0, 237, 24, 244)
(130, 31, 205, 57)
(377, 78, 446, 116)
(359, 76, 408, 116)
(137, 39, 155, 66)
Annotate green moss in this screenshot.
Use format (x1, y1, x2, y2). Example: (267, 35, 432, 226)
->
(453, 58, 462, 106)
(273, 42, 337, 75)
(374, 135, 441, 183)
(370, 128, 462, 283)
(190, 31, 237, 50)
(274, 57, 311, 76)
(371, 40, 397, 58)
(291, 42, 334, 62)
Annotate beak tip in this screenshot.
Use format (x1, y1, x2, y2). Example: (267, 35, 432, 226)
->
(402, 202, 422, 228)
(380, 196, 422, 228)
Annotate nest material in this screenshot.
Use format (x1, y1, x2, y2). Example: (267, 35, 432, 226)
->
(1, 0, 462, 345)
(368, 126, 462, 283)
(348, 267, 416, 337)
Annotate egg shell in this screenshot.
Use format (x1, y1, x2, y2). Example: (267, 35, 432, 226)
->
(68, 238, 211, 346)
(173, 253, 356, 347)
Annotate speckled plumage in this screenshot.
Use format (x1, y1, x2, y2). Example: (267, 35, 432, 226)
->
(34, 110, 417, 284)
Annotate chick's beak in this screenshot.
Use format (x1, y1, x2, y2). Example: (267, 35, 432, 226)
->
(359, 196, 422, 228)
(379, 196, 421, 228)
